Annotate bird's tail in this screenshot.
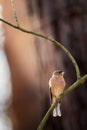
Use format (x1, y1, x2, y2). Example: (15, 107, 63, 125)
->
(53, 103, 61, 117)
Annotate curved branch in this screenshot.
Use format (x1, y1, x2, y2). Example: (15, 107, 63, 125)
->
(0, 18, 87, 130)
(0, 2, 87, 130)
(0, 18, 81, 79)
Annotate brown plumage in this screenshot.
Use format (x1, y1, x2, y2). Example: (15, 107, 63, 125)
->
(49, 70, 66, 117)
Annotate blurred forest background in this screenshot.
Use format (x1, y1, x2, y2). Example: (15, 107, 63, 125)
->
(1, 0, 87, 130)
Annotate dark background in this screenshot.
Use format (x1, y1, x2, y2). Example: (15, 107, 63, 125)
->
(26, 0, 87, 130)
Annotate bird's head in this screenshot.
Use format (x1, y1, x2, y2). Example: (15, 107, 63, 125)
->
(52, 70, 64, 76)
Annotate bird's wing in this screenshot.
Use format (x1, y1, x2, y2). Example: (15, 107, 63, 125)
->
(49, 87, 52, 104)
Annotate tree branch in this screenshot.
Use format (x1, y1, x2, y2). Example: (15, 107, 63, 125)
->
(0, 15, 87, 130)
(0, 18, 81, 79)
(0, 1, 87, 130)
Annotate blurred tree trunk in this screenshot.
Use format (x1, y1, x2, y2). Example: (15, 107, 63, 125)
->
(3, 0, 62, 130)
(26, 0, 87, 130)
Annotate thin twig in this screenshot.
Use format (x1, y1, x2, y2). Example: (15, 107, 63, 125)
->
(37, 74, 87, 130)
(11, 0, 19, 27)
(0, 18, 81, 79)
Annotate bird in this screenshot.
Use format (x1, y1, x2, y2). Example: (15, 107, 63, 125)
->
(49, 70, 66, 117)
